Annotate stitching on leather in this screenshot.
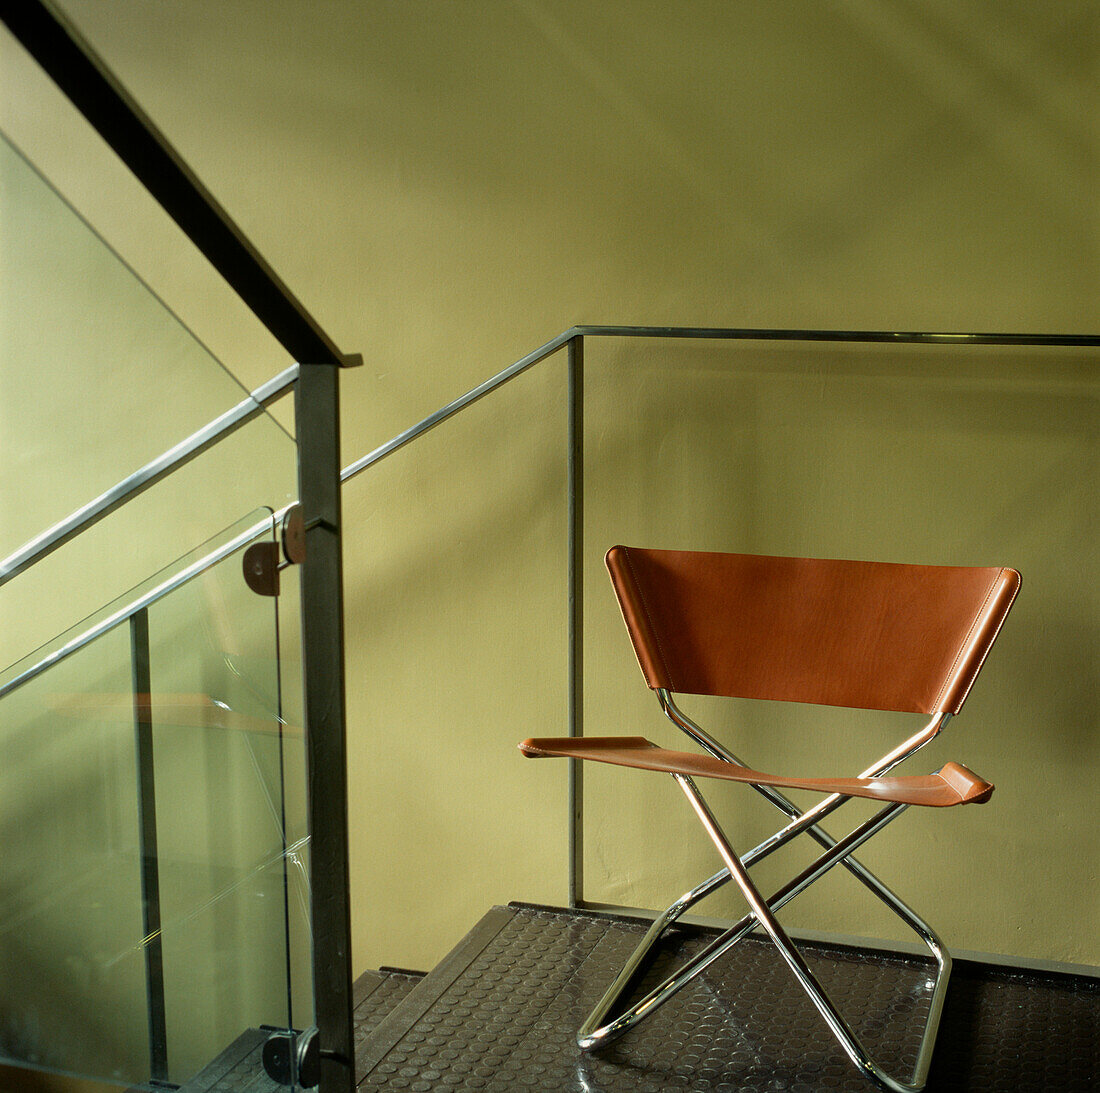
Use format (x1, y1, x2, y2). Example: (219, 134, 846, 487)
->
(931, 570, 1002, 713)
(622, 548, 677, 692)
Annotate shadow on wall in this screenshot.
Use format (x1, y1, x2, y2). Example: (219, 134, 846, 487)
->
(339, 333, 1097, 968)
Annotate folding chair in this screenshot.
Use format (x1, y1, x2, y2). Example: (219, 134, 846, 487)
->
(520, 545, 1020, 1092)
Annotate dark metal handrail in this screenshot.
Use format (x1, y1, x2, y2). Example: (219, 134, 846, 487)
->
(0, 366, 299, 588)
(0, 0, 358, 370)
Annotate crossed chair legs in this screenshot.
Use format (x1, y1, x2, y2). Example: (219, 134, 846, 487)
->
(573, 694, 957, 1093)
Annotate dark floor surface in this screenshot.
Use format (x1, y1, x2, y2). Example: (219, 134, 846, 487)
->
(176, 901, 1097, 1092)
(353, 903, 1099, 1093)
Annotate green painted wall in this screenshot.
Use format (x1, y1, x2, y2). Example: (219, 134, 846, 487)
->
(1, 6, 1095, 1051)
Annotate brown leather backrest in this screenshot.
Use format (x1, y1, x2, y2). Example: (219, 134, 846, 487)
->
(605, 546, 1020, 715)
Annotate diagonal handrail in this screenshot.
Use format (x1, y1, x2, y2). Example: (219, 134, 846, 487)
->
(0, 366, 299, 589)
(0, 507, 284, 701)
(0, 0, 355, 369)
(6, 324, 1097, 600)
(340, 328, 578, 481)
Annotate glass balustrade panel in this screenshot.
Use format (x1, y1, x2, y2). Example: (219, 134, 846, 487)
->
(0, 511, 310, 1088)
(0, 131, 298, 675)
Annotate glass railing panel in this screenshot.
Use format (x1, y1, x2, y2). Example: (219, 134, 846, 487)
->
(0, 128, 299, 677)
(0, 509, 277, 697)
(0, 133, 292, 564)
(0, 622, 147, 1083)
(144, 516, 301, 1083)
(340, 329, 1096, 996)
(0, 510, 310, 1089)
(0, 16, 318, 1086)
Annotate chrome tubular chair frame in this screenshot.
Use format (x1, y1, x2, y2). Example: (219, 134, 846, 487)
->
(577, 691, 953, 1093)
(522, 545, 1020, 1091)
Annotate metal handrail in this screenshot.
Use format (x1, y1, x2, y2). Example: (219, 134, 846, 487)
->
(0, 1, 355, 369)
(0, 365, 299, 588)
(0, 506, 286, 701)
(0, 4, 366, 1082)
(340, 323, 1100, 484)
(568, 325, 1098, 344)
(340, 328, 578, 482)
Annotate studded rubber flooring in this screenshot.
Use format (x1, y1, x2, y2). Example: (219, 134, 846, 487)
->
(353, 903, 1099, 1093)
(175, 1027, 281, 1092)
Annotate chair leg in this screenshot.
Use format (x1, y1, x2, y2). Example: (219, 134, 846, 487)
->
(577, 864, 732, 1048)
(674, 774, 950, 1093)
(660, 693, 949, 960)
(578, 770, 938, 1052)
(750, 779, 946, 964)
(578, 783, 918, 1053)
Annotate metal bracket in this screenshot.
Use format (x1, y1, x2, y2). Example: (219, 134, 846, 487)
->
(243, 504, 307, 597)
(243, 541, 280, 597)
(282, 503, 306, 563)
(303, 515, 339, 535)
(261, 1026, 320, 1088)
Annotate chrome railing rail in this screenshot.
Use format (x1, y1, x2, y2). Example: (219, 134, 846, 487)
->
(9, 322, 1096, 717)
(0, 505, 288, 702)
(9, 324, 1097, 591)
(567, 325, 1097, 345)
(340, 324, 1099, 484)
(0, 366, 299, 588)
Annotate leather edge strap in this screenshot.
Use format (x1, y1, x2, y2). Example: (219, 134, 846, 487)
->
(520, 736, 655, 758)
(518, 737, 994, 807)
(937, 566, 1022, 714)
(604, 545, 672, 691)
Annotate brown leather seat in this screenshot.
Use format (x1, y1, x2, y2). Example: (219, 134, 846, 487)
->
(519, 545, 1020, 1092)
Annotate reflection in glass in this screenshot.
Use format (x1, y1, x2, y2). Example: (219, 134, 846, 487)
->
(0, 512, 309, 1087)
(0, 133, 291, 561)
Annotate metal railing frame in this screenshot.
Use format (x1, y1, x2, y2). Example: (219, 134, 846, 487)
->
(333, 323, 1099, 912)
(3, 3, 1099, 1090)
(1, 2, 358, 1089)
(5, 321, 1097, 1016)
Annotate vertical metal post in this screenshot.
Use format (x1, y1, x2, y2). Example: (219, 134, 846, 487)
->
(296, 364, 355, 1093)
(271, 572, 297, 1034)
(130, 608, 168, 1083)
(568, 335, 584, 908)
